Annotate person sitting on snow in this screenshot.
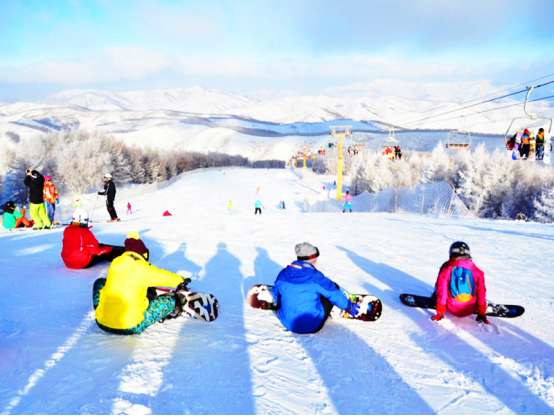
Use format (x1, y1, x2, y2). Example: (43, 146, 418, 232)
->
(93, 231, 191, 335)
(432, 241, 489, 324)
(271, 242, 359, 334)
(2, 201, 32, 229)
(61, 209, 124, 269)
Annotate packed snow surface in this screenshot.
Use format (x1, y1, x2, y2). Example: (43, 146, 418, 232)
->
(1, 168, 554, 415)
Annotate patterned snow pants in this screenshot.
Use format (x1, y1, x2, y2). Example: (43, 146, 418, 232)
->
(92, 278, 175, 335)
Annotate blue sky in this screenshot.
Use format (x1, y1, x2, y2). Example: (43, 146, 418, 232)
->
(1, 0, 553, 101)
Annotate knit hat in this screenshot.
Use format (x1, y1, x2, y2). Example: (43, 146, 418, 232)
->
(295, 242, 320, 263)
(124, 231, 149, 260)
(524, 129, 530, 135)
(44, 175, 51, 181)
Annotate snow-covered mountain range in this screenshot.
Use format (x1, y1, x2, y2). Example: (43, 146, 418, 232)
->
(1, 80, 552, 167)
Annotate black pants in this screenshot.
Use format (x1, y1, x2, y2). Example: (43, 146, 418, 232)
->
(255, 208, 262, 215)
(106, 199, 118, 220)
(84, 245, 125, 268)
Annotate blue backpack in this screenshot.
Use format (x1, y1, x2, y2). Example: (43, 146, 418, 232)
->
(450, 267, 475, 303)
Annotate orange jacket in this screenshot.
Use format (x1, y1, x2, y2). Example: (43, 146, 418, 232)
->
(43, 182, 59, 204)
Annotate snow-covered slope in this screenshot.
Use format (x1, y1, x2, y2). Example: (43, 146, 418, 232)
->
(1, 168, 553, 414)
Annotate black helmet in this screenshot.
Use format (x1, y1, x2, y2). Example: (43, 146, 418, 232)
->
(449, 241, 470, 258)
(4, 201, 16, 213)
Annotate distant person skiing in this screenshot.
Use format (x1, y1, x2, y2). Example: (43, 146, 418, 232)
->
(24, 169, 52, 230)
(228, 201, 234, 211)
(271, 242, 358, 334)
(43, 175, 59, 225)
(343, 190, 353, 213)
(2, 201, 32, 229)
(255, 200, 264, 215)
(93, 231, 191, 335)
(98, 173, 119, 222)
(61, 209, 124, 269)
(432, 241, 489, 324)
(278, 201, 286, 210)
(127, 202, 132, 215)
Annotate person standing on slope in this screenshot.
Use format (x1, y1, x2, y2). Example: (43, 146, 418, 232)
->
(255, 200, 264, 215)
(98, 173, 119, 222)
(343, 190, 353, 213)
(432, 241, 489, 324)
(61, 209, 124, 269)
(24, 169, 52, 230)
(93, 231, 191, 335)
(271, 243, 359, 334)
(43, 175, 59, 225)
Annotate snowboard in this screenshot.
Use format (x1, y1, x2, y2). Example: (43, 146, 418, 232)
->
(511, 130, 522, 160)
(246, 284, 383, 322)
(544, 131, 551, 165)
(10, 224, 65, 232)
(156, 287, 219, 322)
(529, 137, 536, 161)
(399, 294, 525, 318)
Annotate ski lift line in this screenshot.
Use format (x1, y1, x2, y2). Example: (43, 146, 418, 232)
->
(404, 94, 554, 129)
(388, 71, 554, 127)
(397, 79, 554, 128)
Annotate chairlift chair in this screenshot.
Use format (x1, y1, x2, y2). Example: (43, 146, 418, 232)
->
(382, 127, 402, 153)
(504, 85, 552, 152)
(446, 116, 471, 150)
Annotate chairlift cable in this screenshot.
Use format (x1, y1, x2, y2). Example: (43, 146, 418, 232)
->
(395, 78, 554, 128)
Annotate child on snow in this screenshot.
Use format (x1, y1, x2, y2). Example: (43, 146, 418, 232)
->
(127, 202, 132, 215)
(61, 209, 124, 269)
(343, 190, 353, 213)
(255, 200, 264, 215)
(2, 201, 32, 229)
(43, 175, 59, 225)
(432, 241, 489, 324)
(93, 232, 190, 335)
(271, 243, 359, 334)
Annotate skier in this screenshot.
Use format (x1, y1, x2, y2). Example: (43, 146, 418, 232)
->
(24, 169, 52, 229)
(255, 200, 264, 215)
(271, 242, 359, 334)
(343, 190, 353, 213)
(61, 209, 124, 269)
(98, 173, 119, 222)
(2, 201, 32, 229)
(431, 241, 489, 324)
(93, 231, 191, 335)
(228, 201, 233, 211)
(43, 175, 59, 225)
(127, 202, 132, 215)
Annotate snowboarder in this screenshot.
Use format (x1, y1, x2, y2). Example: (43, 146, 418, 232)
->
(271, 242, 359, 334)
(536, 128, 545, 160)
(520, 129, 531, 159)
(228, 201, 233, 211)
(61, 209, 124, 269)
(24, 169, 52, 229)
(343, 190, 353, 213)
(98, 173, 119, 222)
(127, 202, 132, 215)
(93, 231, 190, 335)
(278, 201, 286, 210)
(255, 200, 264, 215)
(2, 201, 32, 229)
(431, 241, 489, 324)
(43, 175, 59, 225)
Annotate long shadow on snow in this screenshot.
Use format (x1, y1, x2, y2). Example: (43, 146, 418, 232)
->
(155, 242, 202, 282)
(296, 323, 434, 414)
(337, 245, 553, 414)
(156, 242, 255, 414)
(0, 230, 136, 414)
(242, 247, 283, 297)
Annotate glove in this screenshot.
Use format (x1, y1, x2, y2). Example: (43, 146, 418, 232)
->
(56, 199, 59, 204)
(176, 277, 191, 292)
(98, 191, 102, 195)
(44, 202, 50, 207)
(476, 304, 490, 324)
(432, 303, 446, 321)
(345, 299, 360, 316)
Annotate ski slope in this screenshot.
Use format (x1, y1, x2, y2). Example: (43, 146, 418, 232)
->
(1, 168, 554, 415)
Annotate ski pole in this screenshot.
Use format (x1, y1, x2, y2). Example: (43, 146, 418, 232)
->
(90, 194, 99, 223)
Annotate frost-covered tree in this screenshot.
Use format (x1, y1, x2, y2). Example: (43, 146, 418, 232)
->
(534, 185, 554, 222)
(423, 141, 451, 184)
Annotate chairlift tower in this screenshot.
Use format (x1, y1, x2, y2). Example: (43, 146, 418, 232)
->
(329, 126, 352, 200)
